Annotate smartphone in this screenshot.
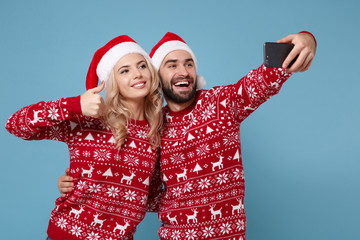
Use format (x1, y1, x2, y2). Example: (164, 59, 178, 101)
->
(263, 42, 297, 68)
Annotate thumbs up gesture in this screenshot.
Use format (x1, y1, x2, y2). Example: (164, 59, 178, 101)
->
(80, 81, 105, 118)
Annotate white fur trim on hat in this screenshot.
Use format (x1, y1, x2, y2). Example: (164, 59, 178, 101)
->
(151, 40, 198, 70)
(196, 75, 206, 90)
(97, 42, 150, 82)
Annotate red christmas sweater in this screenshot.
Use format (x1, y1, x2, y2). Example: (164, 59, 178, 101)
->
(157, 64, 292, 240)
(5, 96, 159, 240)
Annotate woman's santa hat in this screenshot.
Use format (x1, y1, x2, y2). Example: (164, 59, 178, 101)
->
(86, 35, 150, 90)
(149, 32, 206, 90)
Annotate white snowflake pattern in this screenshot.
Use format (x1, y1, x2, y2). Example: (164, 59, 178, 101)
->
(77, 180, 87, 190)
(198, 177, 211, 189)
(56, 217, 68, 229)
(220, 222, 232, 235)
(170, 153, 185, 164)
(233, 168, 241, 180)
(216, 173, 229, 185)
(142, 160, 150, 168)
(136, 129, 148, 139)
(183, 182, 193, 193)
(247, 85, 258, 99)
(187, 151, 195, 158)
(188, 113, 198, 126)
(88, 184, 102, 193)
(106, 186, 120, 198)
(48, 107, 60, 120)
(108, 206, 115, 212)
(202, 103, 216, 121)
(196, 143, 210, 156)
(70, 225, 83, 237)
(93, 149, 111, 161)
(140, 194, 148, 205)
(171, 186, 182, 197)
(213, 142, 221, 149)
(201, 197, 209, 204)
(171, 230, 181, 240)
(83, 151, 91, 157)
(223, 132, 239, 146)
(185, 229, 197, 240)
(124, 190, 137, 201)
(167, 128, 177, 138)
(236, 219, 245, 231)
(123, 154, 139, 166)
(69, 147, 80, 159)
(87, 231, 100, 240)
(181, 125, 190, 136)
(48, 125, 64, 141)
(202, 226, 215, 238)
(114, 153, 122, 161)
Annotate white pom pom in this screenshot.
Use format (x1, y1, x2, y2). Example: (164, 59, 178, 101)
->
(196, 75, 206, 90)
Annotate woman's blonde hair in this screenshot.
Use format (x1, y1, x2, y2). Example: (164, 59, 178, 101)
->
(102, 56, 163, 150)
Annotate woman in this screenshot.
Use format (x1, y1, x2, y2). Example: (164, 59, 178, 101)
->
(6, 35, 163, 240)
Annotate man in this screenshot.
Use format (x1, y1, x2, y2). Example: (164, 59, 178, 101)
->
(59, 31, 316, 239)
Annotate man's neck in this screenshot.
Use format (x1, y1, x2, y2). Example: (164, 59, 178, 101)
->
(166, 97, 196, 112)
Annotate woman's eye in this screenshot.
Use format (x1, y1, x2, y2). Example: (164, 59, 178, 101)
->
(139, 64, 147, 69)
(120, 69, 128, 74)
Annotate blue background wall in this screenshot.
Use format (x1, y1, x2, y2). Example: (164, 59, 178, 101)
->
(1, 0, 359, 239)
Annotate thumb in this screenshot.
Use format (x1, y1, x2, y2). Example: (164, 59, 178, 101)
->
(277, 34, 294, 44)
(91, 81, 105, 94)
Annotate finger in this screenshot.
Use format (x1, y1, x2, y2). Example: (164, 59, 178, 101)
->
(98, 98, 105, 117)
(65, 168, 70, 175)
(283, 46, 301, 69)
(287, 51, 307, 72)
(91, 81, 105, 94)
(300, 57, 313, 72)
(59, 175, 73, 182)
(60, 187, 73, 196)
(60, 182, 74, 189)
(277, 34, 294, 44)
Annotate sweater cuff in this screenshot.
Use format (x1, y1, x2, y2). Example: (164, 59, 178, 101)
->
(63, 96, 82, 116)
(299, 31, 317, 46)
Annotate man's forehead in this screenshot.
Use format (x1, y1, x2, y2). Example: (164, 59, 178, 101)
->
(163, 50, 193, 62)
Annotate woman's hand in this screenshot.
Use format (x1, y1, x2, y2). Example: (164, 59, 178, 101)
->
(58, 168, 74, 197)
(80, 81, 105, 118)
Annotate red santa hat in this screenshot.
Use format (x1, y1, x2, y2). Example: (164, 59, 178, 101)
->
(149, 32, 206, 90)
(86, 35, 150, 90)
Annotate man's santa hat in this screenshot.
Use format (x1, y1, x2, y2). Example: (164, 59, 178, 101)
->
(86, 35, 150, 90)
(149, 32, 206, 90)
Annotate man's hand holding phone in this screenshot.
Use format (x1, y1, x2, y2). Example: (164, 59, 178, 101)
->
(277, 32, 317, 72)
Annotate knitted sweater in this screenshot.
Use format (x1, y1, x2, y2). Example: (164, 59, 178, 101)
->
(5, 96, 159, 240)
(157, 65, 291, 240)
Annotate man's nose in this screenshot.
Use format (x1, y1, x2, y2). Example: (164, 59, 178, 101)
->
(177, 65, 189, 77)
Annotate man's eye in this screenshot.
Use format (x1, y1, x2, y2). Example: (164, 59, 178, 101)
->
(169, 64, 176, 69)
(186, 63, 193, 67)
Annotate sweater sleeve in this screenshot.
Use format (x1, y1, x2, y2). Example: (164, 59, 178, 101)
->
(146, 157, 163, 212)
(5, 96, 82, 143)
(226, 64, 292, 123)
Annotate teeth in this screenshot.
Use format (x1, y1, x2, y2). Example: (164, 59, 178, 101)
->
(133, 82, 145, 87)
(174, 81, 189, 86)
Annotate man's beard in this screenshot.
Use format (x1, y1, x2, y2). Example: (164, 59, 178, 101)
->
(161, 76, 197, 104)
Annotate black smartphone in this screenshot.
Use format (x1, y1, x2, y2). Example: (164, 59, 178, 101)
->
(263, 42, 297, 68)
